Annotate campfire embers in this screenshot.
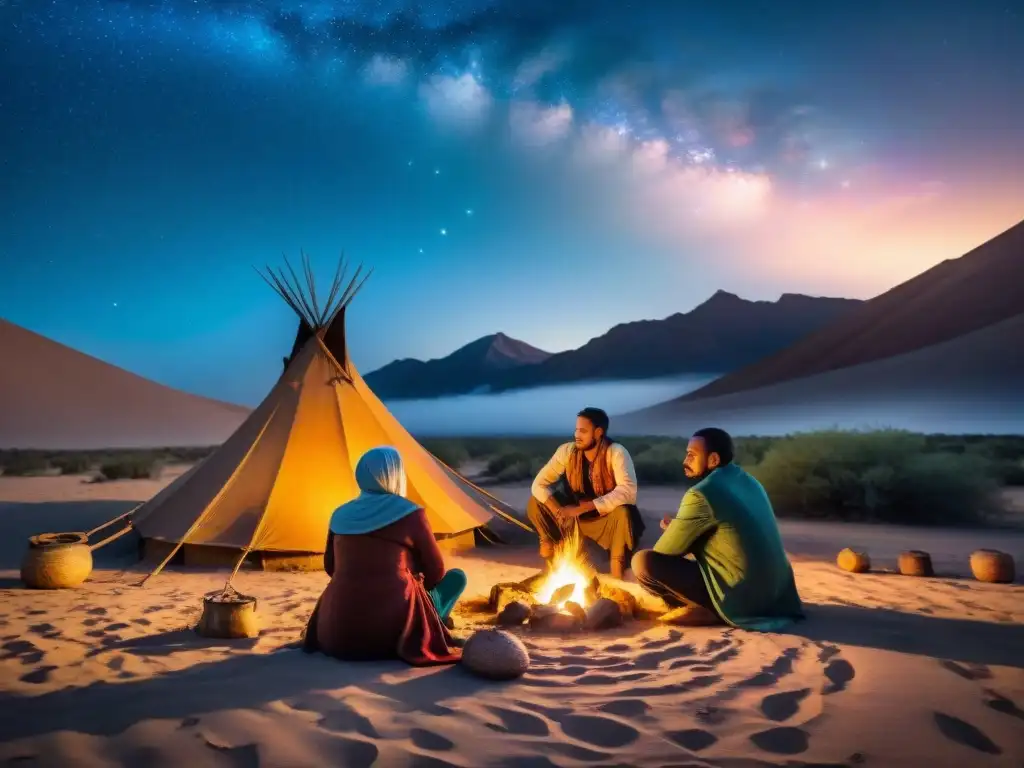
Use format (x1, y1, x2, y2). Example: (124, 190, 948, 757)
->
(487, 528, 639, 633)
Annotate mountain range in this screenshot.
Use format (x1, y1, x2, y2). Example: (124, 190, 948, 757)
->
(363, 291, 863, 400)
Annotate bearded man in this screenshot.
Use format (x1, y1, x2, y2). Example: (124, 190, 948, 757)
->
(526, 407, 645, 579)
(631, 427, 804, 628)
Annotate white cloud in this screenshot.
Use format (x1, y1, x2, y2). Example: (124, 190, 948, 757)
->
(574, 122, 630, 164)
(512, 47, 568, 91)
(509, 100, 574, 146)
(363, 55, 408, 86)
(419, 73, 492, 127)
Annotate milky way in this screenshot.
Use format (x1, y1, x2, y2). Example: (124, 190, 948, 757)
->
(1, 0, 1022, 404)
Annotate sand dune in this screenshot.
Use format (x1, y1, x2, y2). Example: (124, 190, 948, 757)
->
(619, 311, 1024, 435)
(681, 217, 1024, 402)
(0, 320, 250, 449)
(0, 475, 1023, 766)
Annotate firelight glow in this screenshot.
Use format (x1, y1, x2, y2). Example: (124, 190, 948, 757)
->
(534, 526, 595, 609)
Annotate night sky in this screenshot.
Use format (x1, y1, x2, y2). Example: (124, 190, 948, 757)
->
(2, 0, 1023, 406)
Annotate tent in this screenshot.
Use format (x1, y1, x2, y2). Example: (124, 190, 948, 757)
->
(133, 254, 529, 576)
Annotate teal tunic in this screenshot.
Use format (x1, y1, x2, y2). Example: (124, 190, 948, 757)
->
(653, 463, 804, 631)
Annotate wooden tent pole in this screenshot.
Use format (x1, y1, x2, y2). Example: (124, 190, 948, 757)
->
(89, 524, 136, 552)
(86, 503, 143, 538)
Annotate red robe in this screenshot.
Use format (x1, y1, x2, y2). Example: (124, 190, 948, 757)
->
(304, 507, 461, 665)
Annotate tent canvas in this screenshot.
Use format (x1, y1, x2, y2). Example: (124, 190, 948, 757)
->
(132, 255, 529, 574)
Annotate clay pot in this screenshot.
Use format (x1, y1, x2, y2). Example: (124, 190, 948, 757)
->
(898, 550, 934, 577)
(461, 628, 530, 680)
(20, 533, 93, 589)
(969, 549, 1015, 584)
(836, 548, 871, 574)
(196, 591, 260, 639)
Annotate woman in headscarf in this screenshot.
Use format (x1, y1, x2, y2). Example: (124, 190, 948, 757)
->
(302, 446, 467, 665)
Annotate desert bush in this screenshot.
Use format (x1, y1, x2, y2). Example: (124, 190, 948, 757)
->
(421, 439, 470, 469)
(493, 459, 543, 483)
(486, 450, 538, 477)
(0, 452, 50, 476)
(51, 454, 94, 475)
(633, 444, 688, 484)
(751, 430, 999, 525)
(98, 457, 158, 481)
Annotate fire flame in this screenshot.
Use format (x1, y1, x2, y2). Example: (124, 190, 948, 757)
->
(533, 525, 595, 609)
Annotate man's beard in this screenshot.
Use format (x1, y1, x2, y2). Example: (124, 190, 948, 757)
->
(576, 437, 597, 450)
(685, 466, 710, 482)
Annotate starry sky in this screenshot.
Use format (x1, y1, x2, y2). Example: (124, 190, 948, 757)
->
(2, 0, 1023, 406)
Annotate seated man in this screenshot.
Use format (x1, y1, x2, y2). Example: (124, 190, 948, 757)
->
(631, 428, 803, 629)
(526, 407, 645, 579)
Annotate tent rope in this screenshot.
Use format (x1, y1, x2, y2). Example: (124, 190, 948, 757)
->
(430, 455, 536, 534)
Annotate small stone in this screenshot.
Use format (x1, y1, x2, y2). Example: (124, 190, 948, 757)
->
(530, 611, 581, 633)
(584, 597, 622, 630)
(497, 601, 530, 626)
(563, 601, 587, 623)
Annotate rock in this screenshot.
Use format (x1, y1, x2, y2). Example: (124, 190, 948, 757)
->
(599, 583, 638, 618)
(529, 603, 559, 621)
(584, 597, 622, 630)
(497, 601, 531, 626)
(563, 600, 587, 623)
(530, 610, 581, 633)
(461, 629, 530, 680)
(488, 583, 536, 613)
(549, 583, 575, 605)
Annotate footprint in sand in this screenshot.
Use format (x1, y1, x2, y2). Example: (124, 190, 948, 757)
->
(20, 666, 56, 684)
(822, 658, 855, 694)
(27, 623, 61, 639)
(484, 705, 551, 736)
(310, 700, 380, 739)
(984, 690, 1024, 721)
(749, 726, 810, 755)
(410, 728, 454, 752)
(406, 756, 461, 768)
(740, 647, 802, 687)
(932, 712, 1002, 755)
(760, 688, 812, 722)
(939, 660, 992, 681)
(202, 739, 260, 767)
(667, 728, 718, 751)
(598, 700, 649, 719)
(816, 643, 840, 663)
(1, 639, 43, 665)
(557, 714, 640, 749)
(87, 607, 107, 616)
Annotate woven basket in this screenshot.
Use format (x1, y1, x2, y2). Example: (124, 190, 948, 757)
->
(461, 628, 530, 680)
(969, 549, 1015, 584)
(20, 532, 94, 589)
(196, 591, 260, 639)
(898, 550, 934, 577)
(836, 548, 871, 574)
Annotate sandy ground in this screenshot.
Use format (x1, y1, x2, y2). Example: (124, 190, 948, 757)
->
(1, 471, 1023, 767)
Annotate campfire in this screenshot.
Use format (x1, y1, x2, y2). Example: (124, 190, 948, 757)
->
(487, 526, 642, 633)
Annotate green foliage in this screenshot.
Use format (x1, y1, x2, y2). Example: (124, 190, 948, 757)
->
(751, 430, 1000, 525)
(0, 451, 50, 476)
(420, 439, 470, 469)
(632, 444, 688, 484)
(51, 454, 94, 475)
(97, 457, 159, 481)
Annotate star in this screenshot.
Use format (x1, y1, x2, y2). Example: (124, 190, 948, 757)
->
(112, 302, 118, 307)
(418, 248, 424, 253)
(440, 228, 447, 235)
(434, 168, 440, 175)
(818, 159, 829, 170)
(465, 208, 473, 215)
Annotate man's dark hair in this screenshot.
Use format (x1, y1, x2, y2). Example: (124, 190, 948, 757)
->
(577, 407, 610, 435)
(692, 427, 734, 465)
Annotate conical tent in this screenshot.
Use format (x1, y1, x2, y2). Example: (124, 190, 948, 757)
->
(133, 254, 528, 574)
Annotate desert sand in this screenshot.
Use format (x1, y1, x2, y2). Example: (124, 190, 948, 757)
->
(1, 471, 1023, 767)
(0, 320, 250, 449)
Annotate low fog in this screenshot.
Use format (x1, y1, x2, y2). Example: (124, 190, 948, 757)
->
(384, 377, 1024, 437)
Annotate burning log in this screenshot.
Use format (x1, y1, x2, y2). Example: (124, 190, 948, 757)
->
(488, 583, 537, 613)
(530, 609, 582, 633)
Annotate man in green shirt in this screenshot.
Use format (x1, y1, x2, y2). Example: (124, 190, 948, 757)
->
(631, 428, 804, 630)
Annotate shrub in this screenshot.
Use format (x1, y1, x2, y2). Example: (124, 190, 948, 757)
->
(633, 444, 688, 484)
(751, 430, 999, 525)
(0, 452, 50, 476)
(421, 439, 470, 469)
(493, 460, 542, 483)
(486, 450, 538, 477)
(98, 458, 158, 481)
(51, 454, 93, 475)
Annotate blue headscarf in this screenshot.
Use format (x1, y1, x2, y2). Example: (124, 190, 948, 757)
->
(328, 446, 420, 535)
